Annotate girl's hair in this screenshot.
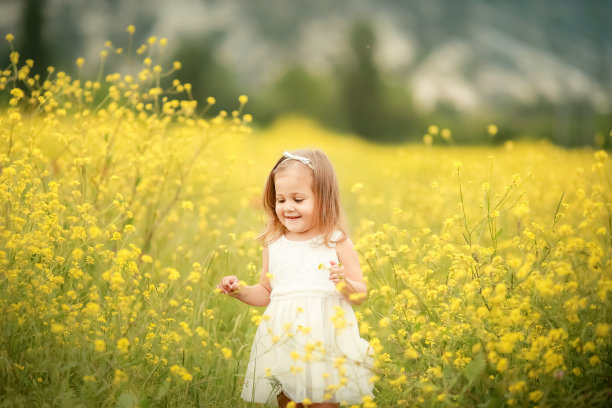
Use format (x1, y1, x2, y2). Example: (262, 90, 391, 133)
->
(258, 149, 348, 247)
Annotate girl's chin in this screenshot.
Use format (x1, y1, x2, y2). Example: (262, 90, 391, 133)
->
(284, 223, 307, 233)
(283, 219, 301, 226)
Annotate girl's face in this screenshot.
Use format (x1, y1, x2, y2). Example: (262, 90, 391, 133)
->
(274, 164, 319, 240)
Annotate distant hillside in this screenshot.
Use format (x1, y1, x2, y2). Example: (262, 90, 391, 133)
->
(166, 0, 610, 114)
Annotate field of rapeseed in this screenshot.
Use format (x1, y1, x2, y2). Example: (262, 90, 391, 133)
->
(1, 31, 611, 407)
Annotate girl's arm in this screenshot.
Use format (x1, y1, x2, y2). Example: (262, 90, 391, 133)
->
(330, 237, 368, 305)
(217, 246, 272, 307)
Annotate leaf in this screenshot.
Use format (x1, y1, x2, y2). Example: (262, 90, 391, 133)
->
(139, 397, 152, 408)
(494, 228, 503, 239)
(478, 397, 503, 408)
(552, 191, 565, 226)
(117, 392, 138, 408)
(463, 353, 486, 386)
(156, 380, 171, 400)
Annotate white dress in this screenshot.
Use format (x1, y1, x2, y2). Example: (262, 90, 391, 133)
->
(241, 233, 374, 405)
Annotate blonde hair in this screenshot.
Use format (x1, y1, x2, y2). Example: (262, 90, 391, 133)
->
(258, 149, 348, 247)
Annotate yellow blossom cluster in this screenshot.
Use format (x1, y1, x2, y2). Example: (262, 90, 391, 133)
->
(0, 30, 252, 406)
(225, 117, 610, 407)
(1, 29, 610, 407)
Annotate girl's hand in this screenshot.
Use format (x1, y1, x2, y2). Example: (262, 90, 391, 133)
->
(328, 261, 346, 285)
(217, 275, 241, 295)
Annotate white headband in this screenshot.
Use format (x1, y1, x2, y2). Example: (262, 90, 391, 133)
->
(283, 151, 313, 169)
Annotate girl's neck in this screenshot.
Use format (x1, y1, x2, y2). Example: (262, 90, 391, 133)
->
(283, 228, 323, 242)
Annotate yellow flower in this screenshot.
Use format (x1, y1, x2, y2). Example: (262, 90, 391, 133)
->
(50, 323, 65, 333)
(509, 381, 526, 393)
(589, 355, 601, 366)
(362, 395, 376, 408)
(528, 390, 543, 402)
(221, 347, 232, 359)
(126, 25, 135, 34)
(594, 150, 608, 162)
(239, 95, 248, 104)
(595, 323, 609, 337)
(166, 268, 180, 281)
(583, 341, 596, 353)
(85, 302, 100, 315)
(113, 369, 128, 385)
(423, 384, 436, 393)
(404, 348, 419, 359)
(496, 358, 509, 373)
(94, 339, 106, 352)
(116, 337, 130, 354)
(330, 305, 346, 329)
(441, 128, 452, 140)
(389, 374, 407, 387)
(426, 366, 443, 379)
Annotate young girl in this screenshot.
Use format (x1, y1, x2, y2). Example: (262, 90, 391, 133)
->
(218, 149, 374, 407)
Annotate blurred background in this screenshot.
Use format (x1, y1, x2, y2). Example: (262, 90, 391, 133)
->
(1, 0, 611, 146)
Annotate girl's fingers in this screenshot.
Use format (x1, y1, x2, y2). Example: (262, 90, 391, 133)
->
(218, 276, 240, 294)
(329, 272, 345, 283)
(227, 281, 241, 293)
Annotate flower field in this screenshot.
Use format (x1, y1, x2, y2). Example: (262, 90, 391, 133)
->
(1, 32, 611, 407)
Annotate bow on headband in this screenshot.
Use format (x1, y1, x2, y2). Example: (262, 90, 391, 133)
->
(283, 151, 313, 169)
